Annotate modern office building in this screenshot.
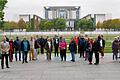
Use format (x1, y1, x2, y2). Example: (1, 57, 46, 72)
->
(44, 6, 80, 30)
(82, 14, 112, 25)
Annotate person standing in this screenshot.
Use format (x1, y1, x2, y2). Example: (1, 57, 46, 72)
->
(39, 36, 45, 54)
(78, 36, 85, 58)
(36, 35, 40, 55)
(9, 37, 14, 62)
(117, 36, 120, 58)
(59, 38, 67, 61)
(99, 35, 105, 58)
(4, 35, 9, 42)
(21, 37, 30, 64)
(93, 36, 101, 65)
(53, 35, 59, 57)
(34, 37, 39, 60)
(112, 37, 119, 61)
(69, 38, 77, 62)
(14, 36, 21, 61)
(73, 36, 78, 54)
(45, 38, 53, 60)
(86, 39, 94, 64)
(0, 37, 10, 69)
(29, 36, 34, 61)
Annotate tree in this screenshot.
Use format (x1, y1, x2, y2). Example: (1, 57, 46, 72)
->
(0, 0, 7, 28)
(76, 19, 95, 31)
(18, 18, 27, 29)
(39, 20, 54, 30)
(3, 21, 18, 30)
(53, 18, 66, 30)
(96, 22, 103, 29)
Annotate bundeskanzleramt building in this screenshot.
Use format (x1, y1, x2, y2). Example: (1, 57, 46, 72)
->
(44, 6, 80, 30)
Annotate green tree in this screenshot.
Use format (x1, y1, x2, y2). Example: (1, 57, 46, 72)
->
(102, 20, 112, 29)
(18, 18, 27, 29)
(39, 20, 54, 30)
(76, 19, 95, 31)
(3, 21, 18, 30)
(0, 0, 7, 28)
(53, 18, 66, 31)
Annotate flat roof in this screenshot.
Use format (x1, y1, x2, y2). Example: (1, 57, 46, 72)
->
(44, 6, 80, 10)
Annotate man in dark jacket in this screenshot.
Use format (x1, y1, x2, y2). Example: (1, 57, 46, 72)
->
(69, 38, 77, 62)
(93, 36, 101, 65)
(99, 35, 105, 58)
(53, 35, 59, 57)
(14, 36, 21, 61)
(39, 36, 45, 54)
(21, 37, 30, 64)
(78, 36, 85, 58)
(112, 37, 119, 61)
(45, 38, 53, 60)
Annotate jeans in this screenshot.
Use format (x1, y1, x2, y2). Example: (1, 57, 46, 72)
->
(71, 52, 75, 61)
(22, 51, 28, 63)
(15, 49, 21, 61)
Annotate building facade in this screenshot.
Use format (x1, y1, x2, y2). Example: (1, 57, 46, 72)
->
(44, 6, 80, 30)
(19, 14, 42, 30)
(82, 14, 112, 25)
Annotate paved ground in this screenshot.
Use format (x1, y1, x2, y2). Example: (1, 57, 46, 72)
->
(0, 53, 120, 80)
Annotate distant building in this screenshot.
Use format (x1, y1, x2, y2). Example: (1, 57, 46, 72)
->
(44, 6, 80, 30)
(82, 14, 112, 25)
(19, 14, 42, 30)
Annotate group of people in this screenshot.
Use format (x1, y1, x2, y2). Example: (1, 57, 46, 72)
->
(1, 34, 120, 69)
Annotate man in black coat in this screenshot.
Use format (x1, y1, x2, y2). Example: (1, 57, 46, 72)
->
(93, 36, 101, 65)
(53, 35, 59, 57)
(99, 35, 105, 58)
(39, 36, 45, 54)
(14, 36, 21, 61)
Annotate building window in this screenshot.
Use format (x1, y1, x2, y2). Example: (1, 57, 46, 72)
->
(59, 10, 67, 19)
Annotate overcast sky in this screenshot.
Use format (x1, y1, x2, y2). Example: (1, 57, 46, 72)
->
(4, 0, 120, 21)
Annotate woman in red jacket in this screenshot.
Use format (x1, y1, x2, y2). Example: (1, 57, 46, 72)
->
(9, 37, 14, 62)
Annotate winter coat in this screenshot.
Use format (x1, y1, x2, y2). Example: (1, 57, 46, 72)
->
(69, 41, 77, 52)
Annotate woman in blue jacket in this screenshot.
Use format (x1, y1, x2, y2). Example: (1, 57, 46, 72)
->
(69, 38, 77, 62)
